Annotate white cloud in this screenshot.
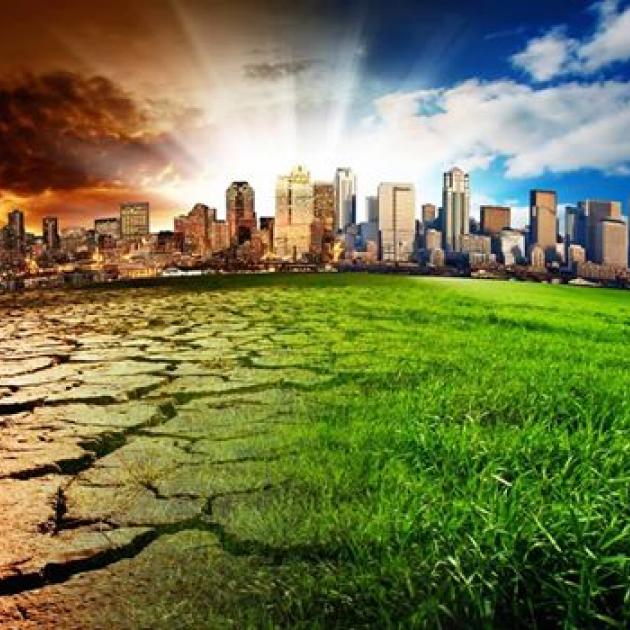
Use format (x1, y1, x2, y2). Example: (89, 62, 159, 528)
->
(511, 28, 578, 82)
(580, 0, 630, 71)
(512, 0, 630, 81)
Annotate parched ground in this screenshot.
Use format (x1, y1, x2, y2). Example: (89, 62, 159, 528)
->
(0, 278, 329, 628)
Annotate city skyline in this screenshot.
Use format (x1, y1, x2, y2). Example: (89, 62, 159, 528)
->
(1, 0, 630, 232)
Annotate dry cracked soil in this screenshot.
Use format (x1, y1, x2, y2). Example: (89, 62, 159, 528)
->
(0, 283, 325, 628)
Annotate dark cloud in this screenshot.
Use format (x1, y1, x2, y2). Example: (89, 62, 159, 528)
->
(244, 60, 319, 81)
(0, 71, 195, 196)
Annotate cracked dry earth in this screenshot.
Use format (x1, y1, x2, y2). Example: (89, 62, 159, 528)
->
(0, 285, 323, 628)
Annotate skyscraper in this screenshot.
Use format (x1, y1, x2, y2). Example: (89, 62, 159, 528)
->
(529, 190, 557, 262)
(564, 206, 579, 246)
(314, 182, 335, 261)
(480, 206, 510, 236)
(8, 209, 25, 254)
(595, 218, 628, 268)
(334, 167, 356, 232)
(274, 165, 315, 260)
(378, 182, 416, 262)
(120, 202, 150, 240)
(578, 200, 622, 261)
(442, 167, 470, 252)
(226, 182, 256, 246)
(42, 217, 59, 250)
(314, 182, 335, 235)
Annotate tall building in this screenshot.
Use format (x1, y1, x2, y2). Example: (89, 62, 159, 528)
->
(334, 167, 356, 232)
(226, 182, 256, 246)
(422, 203, 437, 226)
(595, 218, 628, 268)
(42, 217, 59, 250)
(274, 165, 316, 260)
(8, 209, 25, 254)
(529, 190, 557, 262)
(378, 182, 416, 262)
(174, 204, 211, 255)
(314, 182, 335, 235)
(577, 200, 622, 261)
(564, 205, 579, 244)
(480, 206, 510, 236)
(442, 167, 470, 252)
(120, 202, 150, 240)
(314, 182, 335, 261)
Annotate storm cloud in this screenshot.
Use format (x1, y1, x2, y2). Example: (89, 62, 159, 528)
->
(0, 71, 193, 196)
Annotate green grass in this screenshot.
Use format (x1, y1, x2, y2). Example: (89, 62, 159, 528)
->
(201, 275, 630, 628)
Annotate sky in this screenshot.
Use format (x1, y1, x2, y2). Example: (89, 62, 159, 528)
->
(0, 0, 629, 232)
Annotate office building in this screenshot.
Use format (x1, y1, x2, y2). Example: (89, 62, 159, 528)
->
(313, 183, 335, 260)
(334, 167, 356, 231)
(529, 190, 557, 262)
(174, 204, 211, 255)
(314, 182, 335, 235)
(120, 202, 150, 240)
(274, 165, 316, 260)
(42, 217, 59, 250)
(480, 206, 510, 236)
(226, 182, 256, 246)
(578, 200, 622, 261)
(564, 206, 579, 246)
(378, 182, 416, 262)
(7, 209, 25, 254)
(595, 218, 628, 268)
(442, 167, 470, 251)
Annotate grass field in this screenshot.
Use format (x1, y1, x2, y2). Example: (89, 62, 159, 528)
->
(184, 274, 630, 628)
